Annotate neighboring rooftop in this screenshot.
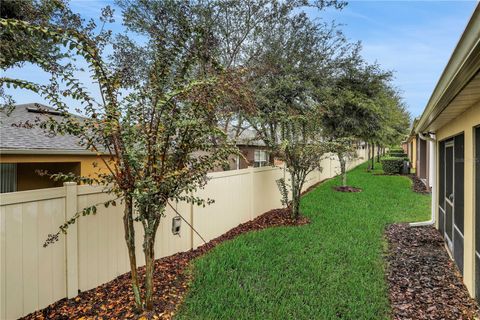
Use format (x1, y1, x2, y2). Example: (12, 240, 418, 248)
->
(1, 103, 268, 156)
(231, 128, 266, 147)
(0, 103, 93, 155)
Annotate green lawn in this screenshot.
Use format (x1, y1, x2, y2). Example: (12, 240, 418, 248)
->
(176, 163, 430, 319)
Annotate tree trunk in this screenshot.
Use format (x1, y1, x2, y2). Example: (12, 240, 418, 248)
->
(289, 171, 305, 220)
(290, 173, 299, 220)
(144, 233, 155, 310)
(291, 190, 300, 220)
(123, 196, 142, 310)
(371, 142, 375, 170)
(376, 146, 380, 162)
(339, 155, 347, 187)
(366, 142, 371, 171)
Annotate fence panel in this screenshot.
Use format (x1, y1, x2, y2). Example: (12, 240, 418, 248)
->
(193, 169, 252, 248)
(0, 192, 66, 320)
(77, 188, 194, 293)
(77, 188, 128, 292)
(252, 166, 284, 217)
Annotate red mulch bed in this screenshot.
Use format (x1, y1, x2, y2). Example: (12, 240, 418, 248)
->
(23, 208, 308, 320)
(409, 174, 430, 194)
(385, 224, 480, 319)
(333, 186, 362, 192)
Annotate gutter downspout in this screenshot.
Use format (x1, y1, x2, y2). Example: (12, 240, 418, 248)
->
(410, 132, 436, 227)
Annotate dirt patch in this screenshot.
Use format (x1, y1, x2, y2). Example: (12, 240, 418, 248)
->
(385, 224, 479, 320)
(22, 208, 308, 320)
(333, 186, 362, 192)
(409, 174, 430, 194)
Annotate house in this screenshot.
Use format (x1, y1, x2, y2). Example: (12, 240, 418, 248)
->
(227, 129, 273, 170)
(0, 104, 272, 189)
(405, 121, 417, 172)
(0, 103, 110, 193)
(406, 118, 433, 190)
(416, 132, 432, 189)
(412, 3, 480, 301)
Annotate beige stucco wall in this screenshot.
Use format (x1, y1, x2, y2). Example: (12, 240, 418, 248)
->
(0, 154, 111, 190)
(408, 137, 417, 169)
(16, 162, 81, 191)
(435, 101, 480, 297)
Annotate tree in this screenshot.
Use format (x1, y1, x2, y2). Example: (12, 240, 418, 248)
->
(0, 0, 82, 115)
(247, 8, 347, 219)
(0, 0, 83, 70)
(320, 51, 392, 178)
(1, 1, 242, 311)
(374, 86, 411, 151)
(325, 137, 357, 187)
(191, 0, 347, 140)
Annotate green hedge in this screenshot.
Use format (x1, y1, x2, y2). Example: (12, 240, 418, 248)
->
(388, 152, 407, 158)
(389, 148, 404, 153)
(381, 157, 405, 174)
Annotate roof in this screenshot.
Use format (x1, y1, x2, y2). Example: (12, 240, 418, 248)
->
(1, 103, 267, 155)
(0, 103, 96, 155)
(415, 3, 480, 133)
(229, 128, 266, 147)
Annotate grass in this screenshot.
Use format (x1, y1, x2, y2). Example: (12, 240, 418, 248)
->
(175, 162, 430, 319)
(370, 160, 385, 175)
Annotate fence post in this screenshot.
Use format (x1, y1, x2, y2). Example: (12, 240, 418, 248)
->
(190, 200, 194, 250)
(64, 182, 79, 298)
(250, 166, 255, 219)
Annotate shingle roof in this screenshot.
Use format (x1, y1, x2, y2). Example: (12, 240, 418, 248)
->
(0, 103, 267, 154)
(0, 103, 93, 154)
(228, 128, 266, 147)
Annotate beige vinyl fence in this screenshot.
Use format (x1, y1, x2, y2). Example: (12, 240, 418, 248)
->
(0, 148, 372, 319)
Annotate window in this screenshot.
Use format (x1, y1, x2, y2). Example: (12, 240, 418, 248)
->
(1, 163, 17, 193)
(446, 142, 453, 198)
(254, 150, 269, 167)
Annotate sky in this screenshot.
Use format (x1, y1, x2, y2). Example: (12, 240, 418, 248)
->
(319, 0, 478, 117)
(3, 0, 478, 118)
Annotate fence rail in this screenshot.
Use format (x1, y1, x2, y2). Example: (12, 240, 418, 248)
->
(0, 148, 372, 319)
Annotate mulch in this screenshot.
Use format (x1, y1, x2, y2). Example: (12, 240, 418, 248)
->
(409, 174, 431, 194)
(23, 208, 308, 320)
(333, 186, 362, 192)
(385, 224, 480, 320)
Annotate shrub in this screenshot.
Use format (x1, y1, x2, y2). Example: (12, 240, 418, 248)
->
(381, 157, 405, 174)
(389, 148, 404, 153)
(389, 152, 407, 158)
